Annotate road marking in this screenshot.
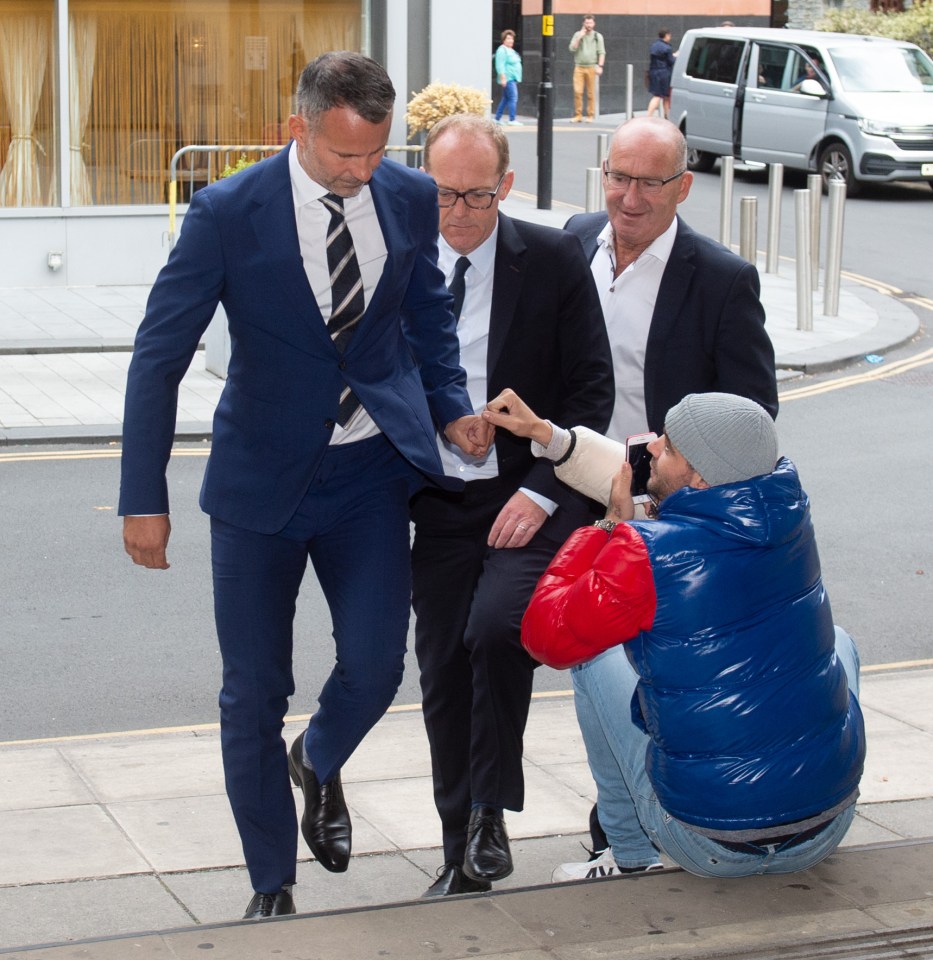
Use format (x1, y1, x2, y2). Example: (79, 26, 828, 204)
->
(780, 346, 933, 401)
(1, 663, 929, 747)
(0, 447, 209, 464)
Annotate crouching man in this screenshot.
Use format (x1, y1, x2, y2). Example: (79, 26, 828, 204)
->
(484, 390, 866, 881)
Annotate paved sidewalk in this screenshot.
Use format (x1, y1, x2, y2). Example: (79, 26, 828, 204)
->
(1, 669, 932, 954)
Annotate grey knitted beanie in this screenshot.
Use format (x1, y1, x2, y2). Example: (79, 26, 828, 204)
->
(664, 392, 778, 487)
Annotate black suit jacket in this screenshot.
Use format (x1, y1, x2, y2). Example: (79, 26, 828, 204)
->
(484, 213, 614, 507)
(564, 212, 778, 432)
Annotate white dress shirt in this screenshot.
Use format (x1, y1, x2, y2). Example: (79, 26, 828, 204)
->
(288, 142, 387, 445)
(436, 230, 557, 516)
(590, 216, 678, 443)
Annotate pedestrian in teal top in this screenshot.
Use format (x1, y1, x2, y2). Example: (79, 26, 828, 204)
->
(494, 30, 523, 125)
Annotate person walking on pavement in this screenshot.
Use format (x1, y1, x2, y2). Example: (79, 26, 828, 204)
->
(647, 29, 676, 118)
(569, 15, 606, 123)
(494, 29, 523, 125)
(412, 113, 614, 896)
(484, 391, 866, 883)
(119, 51, 491, 920)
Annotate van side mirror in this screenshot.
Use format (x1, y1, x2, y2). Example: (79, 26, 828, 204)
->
(799, 78, 827, 98)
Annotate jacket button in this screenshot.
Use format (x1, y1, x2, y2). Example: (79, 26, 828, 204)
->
(324, 419, 335, 429)
(338, 359, 347, 369)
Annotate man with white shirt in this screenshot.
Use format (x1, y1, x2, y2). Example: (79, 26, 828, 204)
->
(565, 116, 777, 444)
(411, 114, 613, 896)
(562, 115, 778, 872)
(120, 53, 492, 920)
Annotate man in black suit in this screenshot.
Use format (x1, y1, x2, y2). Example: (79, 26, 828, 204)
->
(560, 115, 778, 877)
(411, 114, 614, 896)
(565, 115, 778, 445)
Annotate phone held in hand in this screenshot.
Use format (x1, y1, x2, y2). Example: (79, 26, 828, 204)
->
(625, 432, 657, 504)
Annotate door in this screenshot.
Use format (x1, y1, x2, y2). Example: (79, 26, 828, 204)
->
(739, 43, 830, 169)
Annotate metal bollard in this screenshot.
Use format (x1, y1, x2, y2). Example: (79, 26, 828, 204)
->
(585, 167, 602, 213)
(720, 156, 734, 247)
(739, 197, 757, 264)
(823, 180, 847, 317)
(794, 189, 813, 332)
(625, 64, 634, 121)
(766, 163, 783, 274)
(596, 133, 609, 168)
(808, 173, 822, 291)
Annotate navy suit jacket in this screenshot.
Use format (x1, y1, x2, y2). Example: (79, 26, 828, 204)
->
(485, 213, 614, 507)
(564, 213, 778, 431)
(119, 148, 472, 533)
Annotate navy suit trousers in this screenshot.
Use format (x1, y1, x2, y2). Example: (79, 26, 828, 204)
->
(211, 433, 422, 892)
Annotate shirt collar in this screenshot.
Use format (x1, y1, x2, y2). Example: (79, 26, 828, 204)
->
(438, 222, 499, 279)
(288, 140, 368, 211)
(596, 215, 679, 272)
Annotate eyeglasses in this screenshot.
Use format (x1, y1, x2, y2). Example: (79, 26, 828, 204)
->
(602, 162, 686, 195)
(436, 174, 506, 210)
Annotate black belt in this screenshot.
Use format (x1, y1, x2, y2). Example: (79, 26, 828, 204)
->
(713, 817, 833, 854)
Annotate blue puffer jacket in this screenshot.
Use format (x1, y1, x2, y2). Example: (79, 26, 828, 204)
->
(523, 458, 865, 833)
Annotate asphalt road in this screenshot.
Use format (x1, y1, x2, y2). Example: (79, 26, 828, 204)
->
(1, 123, 930, 742)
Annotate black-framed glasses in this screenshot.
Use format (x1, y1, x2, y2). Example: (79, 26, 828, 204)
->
(436, 174, 506, 209)
(602, 161, 686, 195)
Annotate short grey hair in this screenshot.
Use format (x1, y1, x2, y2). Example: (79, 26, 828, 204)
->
(295, 52, 395, 124)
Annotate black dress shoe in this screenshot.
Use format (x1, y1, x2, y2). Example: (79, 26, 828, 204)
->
(462, 805, 513, 882)
(422, 862, 492, 897)
(287, 734, 351, 872)
(243, 886, 296, 919)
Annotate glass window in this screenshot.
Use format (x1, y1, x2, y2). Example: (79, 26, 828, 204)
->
(685, 37, 745, 85)
(829, 45, 933, 94)
(70, 0, 362, 206)
(0, 1, 57, 208)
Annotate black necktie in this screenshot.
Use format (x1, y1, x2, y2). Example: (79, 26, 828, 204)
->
(321, 192, 364, 426)
(448, 256, 471, 321)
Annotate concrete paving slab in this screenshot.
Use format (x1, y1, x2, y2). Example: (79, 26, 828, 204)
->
(339, 709, 433, 781)
(506, 764, 594, 841)
(0, 745, 96, 811)
(0, 875, 194, 952)
(856, 797, 933, 839)
(860, 668, 933, 730)
(63, 733, 226, 802)
(1, 805, 151, 885)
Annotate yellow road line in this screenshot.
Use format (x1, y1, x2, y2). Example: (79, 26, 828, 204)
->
(2, 663, 928, 748)
(780, 346, 933, 401)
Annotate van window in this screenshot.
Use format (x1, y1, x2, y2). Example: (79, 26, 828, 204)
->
(685, 37, 745, 84)
(830, 45, 933, 93)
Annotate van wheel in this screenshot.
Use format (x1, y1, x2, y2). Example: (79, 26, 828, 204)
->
(818, 143, 861, 196)
(687, 147, 716, 173)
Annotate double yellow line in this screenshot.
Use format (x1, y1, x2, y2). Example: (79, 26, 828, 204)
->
(780, 345, 933, 402)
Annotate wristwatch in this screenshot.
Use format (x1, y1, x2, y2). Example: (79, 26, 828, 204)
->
(592, 518, 617, 535)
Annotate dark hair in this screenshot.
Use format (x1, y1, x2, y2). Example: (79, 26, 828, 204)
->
(501, 29, 515, 42)
(658, 28, 671, 39)
(295, 51, 395, 123)
(424, 114, 510, 178)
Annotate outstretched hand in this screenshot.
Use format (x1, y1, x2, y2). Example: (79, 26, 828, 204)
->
(482, 388, 553, 445)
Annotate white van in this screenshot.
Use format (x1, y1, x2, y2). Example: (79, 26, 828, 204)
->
(668, 27, 933, 195)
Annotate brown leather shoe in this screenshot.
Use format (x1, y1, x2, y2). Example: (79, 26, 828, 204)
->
(288, 734, 351, 872)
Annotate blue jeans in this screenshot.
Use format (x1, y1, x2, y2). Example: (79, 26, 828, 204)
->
(495, 80, 518, 121)
(571, 625, 861, 876)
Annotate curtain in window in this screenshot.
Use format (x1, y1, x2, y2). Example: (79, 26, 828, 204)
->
(0, 13, 50, 206)
(69, 13, 98, 206)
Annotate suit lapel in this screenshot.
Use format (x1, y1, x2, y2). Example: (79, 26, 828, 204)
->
(487, 214, 526, 379)
(248, 148, 335, 351)
(648, 216, 694, 348)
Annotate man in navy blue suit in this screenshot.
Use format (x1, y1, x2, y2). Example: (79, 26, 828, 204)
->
(119, 52, 491, 919)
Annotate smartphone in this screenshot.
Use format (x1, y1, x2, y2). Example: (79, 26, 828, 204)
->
(626, 432, 657, 504)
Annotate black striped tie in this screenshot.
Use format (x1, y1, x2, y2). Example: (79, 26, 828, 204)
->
(321, 192, 364, 426)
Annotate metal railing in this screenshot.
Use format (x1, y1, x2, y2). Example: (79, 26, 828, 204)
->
(166, 143, 424, 249)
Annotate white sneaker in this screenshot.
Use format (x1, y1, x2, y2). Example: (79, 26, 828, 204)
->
(507, 120, 524, 125)
(551, 847, 663, 882)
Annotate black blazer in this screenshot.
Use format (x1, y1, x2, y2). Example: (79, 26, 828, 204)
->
(484, 213, 614, 507)
(564, 212, 778, 432)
